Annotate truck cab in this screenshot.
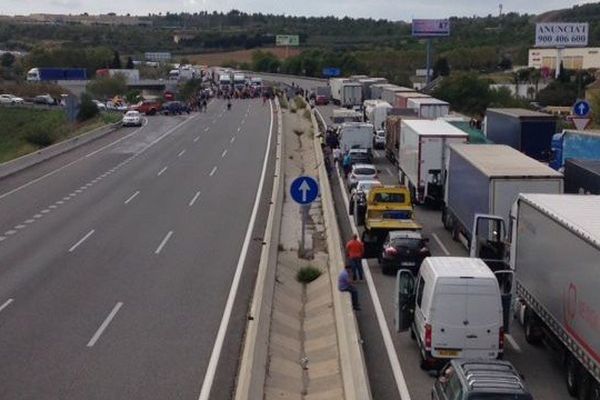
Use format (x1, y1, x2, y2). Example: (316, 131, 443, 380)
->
(358, 186, 421, 258)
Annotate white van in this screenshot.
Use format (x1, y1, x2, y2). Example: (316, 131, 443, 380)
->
(339, 122, 374, 154)
(396, 257, 503, 370)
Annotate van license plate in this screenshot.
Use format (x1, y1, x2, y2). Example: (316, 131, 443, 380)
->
(402, 262, 416, 266)
(437, 350, 459, 357)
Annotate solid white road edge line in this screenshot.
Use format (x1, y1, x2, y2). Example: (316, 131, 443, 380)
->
(334, 152, 412, 400)
(69, 229, 95, 253)
(505, 334, 522, 353)
(0, 298, 14, 314)
(155, 231, 174, 255)
(86, 302, 123, 348)
(189, 191, 201, 207)
(197, 99, 274, 400)
(432, 233, 451, 256)
(124, 190, 140, 205)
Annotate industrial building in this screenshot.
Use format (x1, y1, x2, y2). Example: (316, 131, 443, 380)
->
(528, 47, 600, 71)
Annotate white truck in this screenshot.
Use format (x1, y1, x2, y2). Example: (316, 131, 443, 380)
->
(364, 100, 392, 132)
(339, 122, 374, 154)
(330, 78, 362, 107)
(381, 85, 414, 105)
(508, 194, 600, 398)
(398, 120, 468, 205)
(233, 73, 246, 91)
(407, 97, 450, 119)
(219, 73, 232, 92)
(331, 108, 363, 125)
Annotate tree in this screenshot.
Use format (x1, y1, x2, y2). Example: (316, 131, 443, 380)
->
(126, 56, 134, 69)
(86, 75, 127, 99)
(110, 50, 122, 69)
(432, 57, 450, 79)
(1, 53, 15, 68)
(433, 72, 492, 115)
(78, 92, 99, 121)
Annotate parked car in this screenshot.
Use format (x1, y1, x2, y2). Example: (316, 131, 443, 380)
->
(378, 230, 430, 275)
(348, 179, 382, 215)
(396, 257, 504, 370)
(122, 110, 142, 127)
(92, 100, 106, 111)
(0, 94, 24, 104)
(373, 129, 386, 149)
(133, 99, 161, 115)
(34, 94, 56, 105)
(347, 163, 377, 190)
(161, 101, 190, 115)
(432, 359, 533, 400)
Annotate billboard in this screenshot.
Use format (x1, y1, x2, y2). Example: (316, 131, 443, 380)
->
(144, 52, 172, 62)
(412, 19, 450, 37)
(535, 23, 588, 47)
(276, 35, 300, 46)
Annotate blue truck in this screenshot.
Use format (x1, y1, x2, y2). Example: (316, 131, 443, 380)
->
(484, 108, 557, 161)
(550, 129, 600, 170)
(27, 68, 87, 82)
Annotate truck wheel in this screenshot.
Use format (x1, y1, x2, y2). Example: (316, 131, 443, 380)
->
(148, 109, 156, 116)
(442, 209, 452, 230)
(451, 223, 460, 242)
(566, 353, 581, 397)
(524, 308, 542, 345)
(578, 371, 592, 400)
(589, 381, 600, 400)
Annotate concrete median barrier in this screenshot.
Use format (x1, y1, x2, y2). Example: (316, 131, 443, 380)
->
(0, 122, 120, 180)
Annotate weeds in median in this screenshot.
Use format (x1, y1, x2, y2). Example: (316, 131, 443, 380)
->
(296, 266, 322, 284)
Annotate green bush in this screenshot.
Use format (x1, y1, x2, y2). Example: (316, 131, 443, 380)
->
(303, 109, 312, 121)
(296, 266, 322, 284)
(25, 128, 55, 147)
(78, 93, 99, 122)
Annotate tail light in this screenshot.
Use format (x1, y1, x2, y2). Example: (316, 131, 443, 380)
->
(425, 324, 432, 350)
(499, 327, 505, 351)
(384, 246, 398, 256)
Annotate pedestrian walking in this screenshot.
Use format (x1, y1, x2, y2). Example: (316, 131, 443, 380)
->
(338, 265, 360, 311)
(333, 147, 342, 168)
(346, 234, 365, 281)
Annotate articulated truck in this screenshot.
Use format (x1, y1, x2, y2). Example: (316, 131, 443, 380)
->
(510, 194, 600, 399)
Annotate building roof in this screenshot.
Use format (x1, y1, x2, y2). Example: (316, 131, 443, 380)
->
(519, 194, 600, 249)
(426, 257, 495, 279)
(487, 108, 555, 119)
(402, 119, 469, 137)
(448, 144, 562, 178)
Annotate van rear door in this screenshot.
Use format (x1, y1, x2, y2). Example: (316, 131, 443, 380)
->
(430, 281, 468, 359)
(462, 279, 501, 359)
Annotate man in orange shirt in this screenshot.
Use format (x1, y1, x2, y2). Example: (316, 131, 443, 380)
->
(346, 234, 365, 281)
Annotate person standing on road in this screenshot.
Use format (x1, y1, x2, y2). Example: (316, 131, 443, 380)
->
(342, 151, 352, 178)
(333, 147, 342, 168)
(346, 234, 365, 281)
(338, 265, 360, 311)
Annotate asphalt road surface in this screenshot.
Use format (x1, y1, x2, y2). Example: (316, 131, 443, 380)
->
(0, 98, 276, 400)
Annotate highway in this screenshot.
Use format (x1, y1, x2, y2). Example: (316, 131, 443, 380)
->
(0, 98, 276, 399)
(256, 68, 574, 399)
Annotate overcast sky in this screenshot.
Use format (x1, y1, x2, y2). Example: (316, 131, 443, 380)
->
(2, 0, 597, 21)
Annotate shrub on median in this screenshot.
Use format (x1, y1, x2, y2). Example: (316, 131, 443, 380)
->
(296, 266, 322, 284)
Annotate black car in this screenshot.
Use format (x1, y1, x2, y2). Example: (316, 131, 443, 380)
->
(378, 230, 430, 275)
(432, 359, 533, 400)
(161, 101, 190, 115)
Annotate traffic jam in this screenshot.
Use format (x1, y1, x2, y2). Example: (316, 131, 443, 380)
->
(307, 74, 600, 399)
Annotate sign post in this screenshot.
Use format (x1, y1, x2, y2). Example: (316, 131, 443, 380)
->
(290, 176, 319, 254)
(412, 19, 450, 85)
(572, 99, 592, 130)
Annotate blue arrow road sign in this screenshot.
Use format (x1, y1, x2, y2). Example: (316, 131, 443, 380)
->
(573, 100, 591, 117)
(290, 176, 319, 205)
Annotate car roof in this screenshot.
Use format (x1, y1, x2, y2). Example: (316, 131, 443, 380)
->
(349, 149, 369, 154)
(424, 257, 495, 279)
(357, 180, 382, 186)
(388, 230, 422, 240)
(450, 359, 530, 395)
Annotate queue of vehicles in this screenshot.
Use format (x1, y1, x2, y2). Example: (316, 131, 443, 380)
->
(323, 74, 600, 399)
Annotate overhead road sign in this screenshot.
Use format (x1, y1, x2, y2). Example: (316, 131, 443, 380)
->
(290, 176, 319, 205)
(412, 19, 450, 37)
(535, 23, 588, 48)
(276, 35, 300, 47)
(322, 67, 341, 78)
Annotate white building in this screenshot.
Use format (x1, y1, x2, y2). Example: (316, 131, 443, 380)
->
(529, 47, 600, 71)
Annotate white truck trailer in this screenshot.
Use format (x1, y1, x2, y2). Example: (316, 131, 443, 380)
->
(398, 120, 468, 205)
(364, 100, 392, 131)
(330, 78, 362, 107)
(510, 194, 600, 398)
(407, 97, 450, 119)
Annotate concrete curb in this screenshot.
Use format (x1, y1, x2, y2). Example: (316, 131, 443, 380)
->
(0, 122, 120, 180)
(234, 98, 285, 400)
(310, 109, 373, 399)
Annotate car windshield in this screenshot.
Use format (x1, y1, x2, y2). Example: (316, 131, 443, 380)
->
(373, 192, 405, 203)
(390, 238, 421, 249)
(354, 168, 376, 175)
(125, 111, 138, 117)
